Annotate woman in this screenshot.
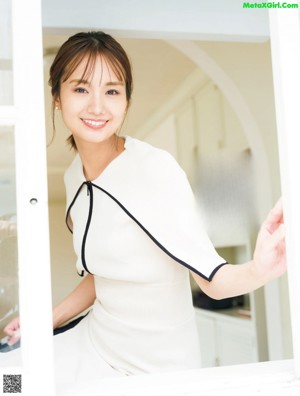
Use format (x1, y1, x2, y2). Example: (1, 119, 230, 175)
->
(2, 31, 286, 385)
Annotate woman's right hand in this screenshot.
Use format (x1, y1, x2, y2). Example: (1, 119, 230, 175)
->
(3, 317, 20, 345)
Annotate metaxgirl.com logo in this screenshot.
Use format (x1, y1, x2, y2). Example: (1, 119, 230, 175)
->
(243, 2, 298, 7)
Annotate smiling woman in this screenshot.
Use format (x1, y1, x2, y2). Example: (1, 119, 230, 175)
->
(49, 31, 132, 154)
(56, 56, 128, 180)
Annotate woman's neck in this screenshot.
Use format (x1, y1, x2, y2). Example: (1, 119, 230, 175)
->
(76, 135, 125, 181)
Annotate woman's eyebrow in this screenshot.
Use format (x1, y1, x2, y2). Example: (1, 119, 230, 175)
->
(105, 81, 125, 86)
(69, 79, 90, 85)
(68, 79, 125, 87)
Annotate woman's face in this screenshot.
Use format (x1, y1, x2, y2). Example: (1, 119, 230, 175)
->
(56, 56, 128, 148)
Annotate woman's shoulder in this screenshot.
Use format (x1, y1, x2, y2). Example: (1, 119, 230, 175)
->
(125, 136, 184, 176)
(64, 154, 82, 188)
(126, 135, 171, 157)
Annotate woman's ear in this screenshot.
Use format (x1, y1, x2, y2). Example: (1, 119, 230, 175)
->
(54, 98, 60, 110)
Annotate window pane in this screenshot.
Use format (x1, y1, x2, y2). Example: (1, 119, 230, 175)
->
(0, 126, 20, 360)
(0, 0, 13, 105)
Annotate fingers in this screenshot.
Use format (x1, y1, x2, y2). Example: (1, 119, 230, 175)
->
(267, 222, 285, 250)
(7, 329, 20, 346)
(256, 220, 285, 255)
(3, 317, 21, 345)
(254, 222, 286, 277)
(263, 197, 284, 233)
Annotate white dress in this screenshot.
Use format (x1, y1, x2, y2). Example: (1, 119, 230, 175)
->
(0, 136, 226, 386)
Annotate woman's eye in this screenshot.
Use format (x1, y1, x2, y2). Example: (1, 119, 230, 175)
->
(107, 89, 119, 95)
(75, 87, 88, 94)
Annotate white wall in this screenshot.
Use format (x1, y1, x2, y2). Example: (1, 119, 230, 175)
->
(197, 41, 280, 198)
(195, 40, 292, 357)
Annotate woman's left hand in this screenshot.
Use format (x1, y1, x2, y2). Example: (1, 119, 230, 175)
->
(253, 198, 287, 281)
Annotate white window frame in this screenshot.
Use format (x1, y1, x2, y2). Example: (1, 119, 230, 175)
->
(269, 7, 300, 378)
(0, 0, 55, 395)
(1, 2, 300, 395)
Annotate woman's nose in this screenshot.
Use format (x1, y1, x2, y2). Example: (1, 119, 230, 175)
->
(87, 92, 105, 115)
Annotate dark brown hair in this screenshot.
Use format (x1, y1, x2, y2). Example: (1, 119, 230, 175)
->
(48, 31, 133, 150)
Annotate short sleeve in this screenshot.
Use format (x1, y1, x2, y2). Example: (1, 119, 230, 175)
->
(91, 142, 227, 281)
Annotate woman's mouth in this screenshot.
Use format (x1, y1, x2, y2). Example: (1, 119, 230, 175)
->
(81, 118, 108, 128)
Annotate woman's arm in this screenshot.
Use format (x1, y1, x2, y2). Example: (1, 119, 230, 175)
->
(4, 274, 96, 345)
(52, 273, 96, 328)
(192, 198, 286, 299)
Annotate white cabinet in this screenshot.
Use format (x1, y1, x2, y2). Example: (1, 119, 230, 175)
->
(191, 242, 267, 366)
(195, 307, 258, 368)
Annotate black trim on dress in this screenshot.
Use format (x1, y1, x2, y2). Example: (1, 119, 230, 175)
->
(65, 181, 228, 281)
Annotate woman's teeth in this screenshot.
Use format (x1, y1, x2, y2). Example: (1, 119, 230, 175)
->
(82, 119, 106, 127)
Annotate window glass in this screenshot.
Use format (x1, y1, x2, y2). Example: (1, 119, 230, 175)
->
(0, 126, 20, 359)
(0, 0, 13, 105)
